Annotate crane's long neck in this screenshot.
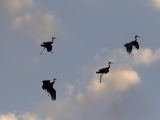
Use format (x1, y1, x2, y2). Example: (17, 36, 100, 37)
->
(108, 63, 111, 69)
(51, 39, 54, 44)
(135, 36, 138, 41)
(50, 82, 54, 87)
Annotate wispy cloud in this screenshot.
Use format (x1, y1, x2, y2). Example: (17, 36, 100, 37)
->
(133, 48, 160, 65)
(150, 0, 160, 8)
(0, 0, 67, 44)
(0, 113, 38, 120)
(0, 0, 34, 18)
(105, 48, 160, 66)
(11, 12, 62, 44)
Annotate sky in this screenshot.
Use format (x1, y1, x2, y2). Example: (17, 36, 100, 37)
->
(0, 0, 160, 120)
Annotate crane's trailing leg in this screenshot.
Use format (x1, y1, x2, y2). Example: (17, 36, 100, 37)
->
(100, 73, 103, 83)
(41, 48, 45, 54)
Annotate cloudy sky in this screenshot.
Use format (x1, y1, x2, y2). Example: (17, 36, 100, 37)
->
(0, 0, 160, 120)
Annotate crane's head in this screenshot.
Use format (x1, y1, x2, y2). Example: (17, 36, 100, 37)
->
(51, 37, 56, 44)
(108, 62, 113, 64)
(53, 78, 57, 81)
(52, 37, 56, 40)
(135, 35, 140, 39)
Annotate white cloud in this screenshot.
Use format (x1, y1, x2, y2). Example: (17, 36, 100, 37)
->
(133, 48, 160, 65)
(0, 0, 34, 18)
(33, 48, 158, 120)
(11, 12, 62, 44)
(0, 0, 67, 44)
(151, 0, 160, 8)
(0, 113, 38, 120)
(8, 0, 34, 13)
(34, 47, 160, 120)
(87, 69, 140, 94)
(0, 114, 17, 120)
(1, 47, 158, 120)
(100, 48, 160, 66)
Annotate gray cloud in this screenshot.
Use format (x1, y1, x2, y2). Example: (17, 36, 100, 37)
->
(1, 47, 159, 120)
(0, 47, 159, 120)
(0, 0, 34, 19)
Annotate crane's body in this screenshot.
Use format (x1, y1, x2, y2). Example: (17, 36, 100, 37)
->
(124, 35, 140, 55)
(42, 78, 57, 101)
(96, 62, 113, 83)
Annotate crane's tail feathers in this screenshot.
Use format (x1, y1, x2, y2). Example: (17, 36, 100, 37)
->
(41, 44, 45, 47)
(96, 71, 100, 74)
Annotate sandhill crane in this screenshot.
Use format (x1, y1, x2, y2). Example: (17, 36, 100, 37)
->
(96, 62, 113, 83)
(124, 35, 140, 55)
(40, 37, 56, 54)
(42, 78, 57, 101)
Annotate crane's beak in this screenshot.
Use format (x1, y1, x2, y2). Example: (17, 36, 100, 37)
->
(52, 37, 56, 40)
(53, 78, 57, 81)
(136, 35, 140, 38)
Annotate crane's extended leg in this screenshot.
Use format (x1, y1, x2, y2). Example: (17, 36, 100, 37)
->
(41, 48, 45, 54)
(100, 73, 103, 83)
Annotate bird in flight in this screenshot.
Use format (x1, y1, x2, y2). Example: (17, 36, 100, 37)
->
(96, 62, 113, 83)
(40, 37, 56, 54)
(124, 35, 140, 55)
(42, 78, 57, 101)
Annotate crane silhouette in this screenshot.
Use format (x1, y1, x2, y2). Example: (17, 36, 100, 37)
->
(124, 35, 140, 55)
(40, 37, 56, 54)
(96, 62, 113, 83)
(42, 78, 57, 101)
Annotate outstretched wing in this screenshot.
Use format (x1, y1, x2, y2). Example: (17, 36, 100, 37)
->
(47, 86, 56, 101)
(96, 67, 107, 73)
(133, 41, 139, 49)
(42, 80, 50, 90)
(124, 42, 133, 54)
(42, 80, 56, 101)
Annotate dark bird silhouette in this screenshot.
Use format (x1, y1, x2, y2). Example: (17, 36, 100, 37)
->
(96, 62, 113, 83)
(42, 78, 57, 101)
(124, 35, 140, 55)
(40, 37, 56, 54)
